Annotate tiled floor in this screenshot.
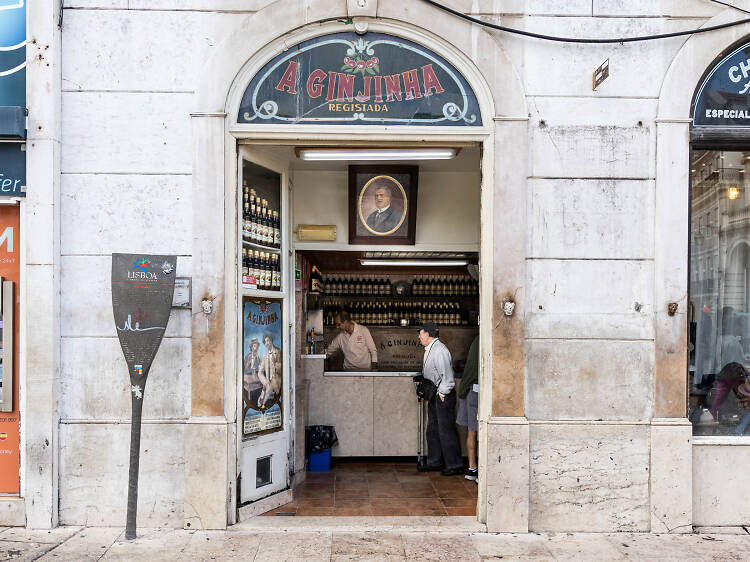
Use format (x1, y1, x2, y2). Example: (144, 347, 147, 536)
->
(261, 461, 478, 517)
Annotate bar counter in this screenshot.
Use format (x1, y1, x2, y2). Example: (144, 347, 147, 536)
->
(302, 326, 477, 457)
(323, 371, 419, 377)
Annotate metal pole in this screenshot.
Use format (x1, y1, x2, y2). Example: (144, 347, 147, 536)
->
(125, 392, 144, 540)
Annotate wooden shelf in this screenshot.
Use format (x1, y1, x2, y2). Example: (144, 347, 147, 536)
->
(242, 239, 281, 252)
(241, 287, 283, 298)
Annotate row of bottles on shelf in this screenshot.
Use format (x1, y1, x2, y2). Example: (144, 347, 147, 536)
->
(323, 299, 473, 327)
(310, 265, 325, 293)
(242, 183, 281, 248)
(242, 248, 281, 290)
(322, 274, 478, 297)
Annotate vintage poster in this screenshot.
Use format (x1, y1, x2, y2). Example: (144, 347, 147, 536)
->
(242, 297, 283, 437)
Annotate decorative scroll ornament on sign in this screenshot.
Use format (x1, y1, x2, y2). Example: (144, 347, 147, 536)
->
(238, 32, 482, 126)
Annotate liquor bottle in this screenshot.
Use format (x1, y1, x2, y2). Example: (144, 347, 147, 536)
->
(258, 252, 266, 289)
(273, 211, 281, 248)
(271, 253, 280, 289)
(258, 210, 268, 246)
(249, 202, 256, 241)
(242, 247, 249, 278)
(267, 252, 274, 289)
(266, 209, 273, 246)
(242, 200, 250, 239)
(265, 253, 272, 290)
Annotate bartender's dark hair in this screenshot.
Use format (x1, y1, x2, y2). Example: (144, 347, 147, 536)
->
(336, 310, 351, 323)
(422, 322, 439, 338)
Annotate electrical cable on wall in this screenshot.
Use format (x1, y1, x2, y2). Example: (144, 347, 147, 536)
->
(420, 0, 750, 43)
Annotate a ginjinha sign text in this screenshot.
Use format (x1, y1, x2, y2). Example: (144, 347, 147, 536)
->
(239, 32, 481, 126)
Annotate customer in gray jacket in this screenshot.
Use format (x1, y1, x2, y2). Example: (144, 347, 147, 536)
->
(418, 322, 463, 475)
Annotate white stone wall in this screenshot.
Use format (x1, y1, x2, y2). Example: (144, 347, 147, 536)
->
(50, 0, 746, 529)
(58, 1, 261, 526)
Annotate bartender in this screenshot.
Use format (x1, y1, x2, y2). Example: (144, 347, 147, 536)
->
(327, 310, 378, 371)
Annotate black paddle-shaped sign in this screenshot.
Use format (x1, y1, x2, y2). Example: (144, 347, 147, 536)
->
(111, 253, 176, 540)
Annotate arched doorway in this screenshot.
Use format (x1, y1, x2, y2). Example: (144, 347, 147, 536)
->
(186, 0, 528, 532)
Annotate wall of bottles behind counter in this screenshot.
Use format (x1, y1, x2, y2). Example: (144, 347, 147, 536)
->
(323, 274, 478, 297)
(324, 299, 472, 326)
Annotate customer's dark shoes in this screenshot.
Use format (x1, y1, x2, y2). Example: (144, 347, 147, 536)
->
(417, 462, 443, 472)
(464, 467, 478, 482)
(440, 466, 464, 476)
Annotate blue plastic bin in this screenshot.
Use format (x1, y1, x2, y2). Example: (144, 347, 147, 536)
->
(309, 449, 331, 472)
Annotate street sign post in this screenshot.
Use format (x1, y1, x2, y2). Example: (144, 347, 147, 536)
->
(111, 253, 176, 540)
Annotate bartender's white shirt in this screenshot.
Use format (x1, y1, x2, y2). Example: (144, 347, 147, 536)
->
(328, 322, 378, 370)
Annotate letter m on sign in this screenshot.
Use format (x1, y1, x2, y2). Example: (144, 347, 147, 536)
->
(0, 227, 13, 253)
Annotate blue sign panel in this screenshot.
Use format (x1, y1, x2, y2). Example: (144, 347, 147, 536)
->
(0, 1, 25, 107)
(238, 32, 481, 126)
(0, 144, 25, 196)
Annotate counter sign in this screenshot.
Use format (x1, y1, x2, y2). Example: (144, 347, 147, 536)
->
(694, 41, 750, 127)
(238, 32, 481, 126)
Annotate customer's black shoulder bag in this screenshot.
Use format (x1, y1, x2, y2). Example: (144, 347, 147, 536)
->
(413, 375, 438, 402)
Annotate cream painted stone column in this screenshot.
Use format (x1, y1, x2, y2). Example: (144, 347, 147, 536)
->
(483, 118, 529, 533)
(654, 120, 690, 418)
(184, 114, 229, 530)
(650, 120, 692, 532)
(21, 0, 62, 528)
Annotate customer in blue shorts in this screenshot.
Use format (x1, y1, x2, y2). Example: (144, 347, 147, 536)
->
(456, 334, 479, 482)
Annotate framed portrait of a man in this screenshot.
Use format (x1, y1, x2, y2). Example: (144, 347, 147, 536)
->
(348, 165, 418, 245)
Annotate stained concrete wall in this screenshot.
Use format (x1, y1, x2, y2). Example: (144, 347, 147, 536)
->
(42, 0, 744, 529)
(56, 2, 255, 526)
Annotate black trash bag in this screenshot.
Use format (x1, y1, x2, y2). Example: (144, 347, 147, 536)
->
(306, 425, 338, 453)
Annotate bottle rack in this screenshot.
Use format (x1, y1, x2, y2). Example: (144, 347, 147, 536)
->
(322, 273, 478, 298)
(323, 298, 471, 327)
(240, 177, 282, 292)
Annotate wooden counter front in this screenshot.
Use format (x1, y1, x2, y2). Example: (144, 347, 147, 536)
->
(307, 326, 477, 457)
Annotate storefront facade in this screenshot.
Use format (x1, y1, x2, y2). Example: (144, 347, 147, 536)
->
(7, 0, 750, 532)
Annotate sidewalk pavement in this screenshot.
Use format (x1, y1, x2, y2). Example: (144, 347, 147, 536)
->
(1, 519, 749, 561)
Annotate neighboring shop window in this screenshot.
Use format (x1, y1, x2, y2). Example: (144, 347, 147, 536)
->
(689, 149, 750, 436)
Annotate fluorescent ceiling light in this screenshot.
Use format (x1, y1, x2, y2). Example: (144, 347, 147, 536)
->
(298, 148, 457, 161)
(359, 259, 468, 267)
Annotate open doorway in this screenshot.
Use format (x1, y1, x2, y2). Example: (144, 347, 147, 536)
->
(236, 143, 482, 518)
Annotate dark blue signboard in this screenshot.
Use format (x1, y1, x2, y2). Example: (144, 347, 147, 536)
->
(0, 144, 24, 196)
(0, 1, 25, 107)
(693, 41, 750, 127)
(238, 32, 481, 126)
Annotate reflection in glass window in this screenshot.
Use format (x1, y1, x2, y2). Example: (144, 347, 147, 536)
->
(689, 150, 750, 436)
